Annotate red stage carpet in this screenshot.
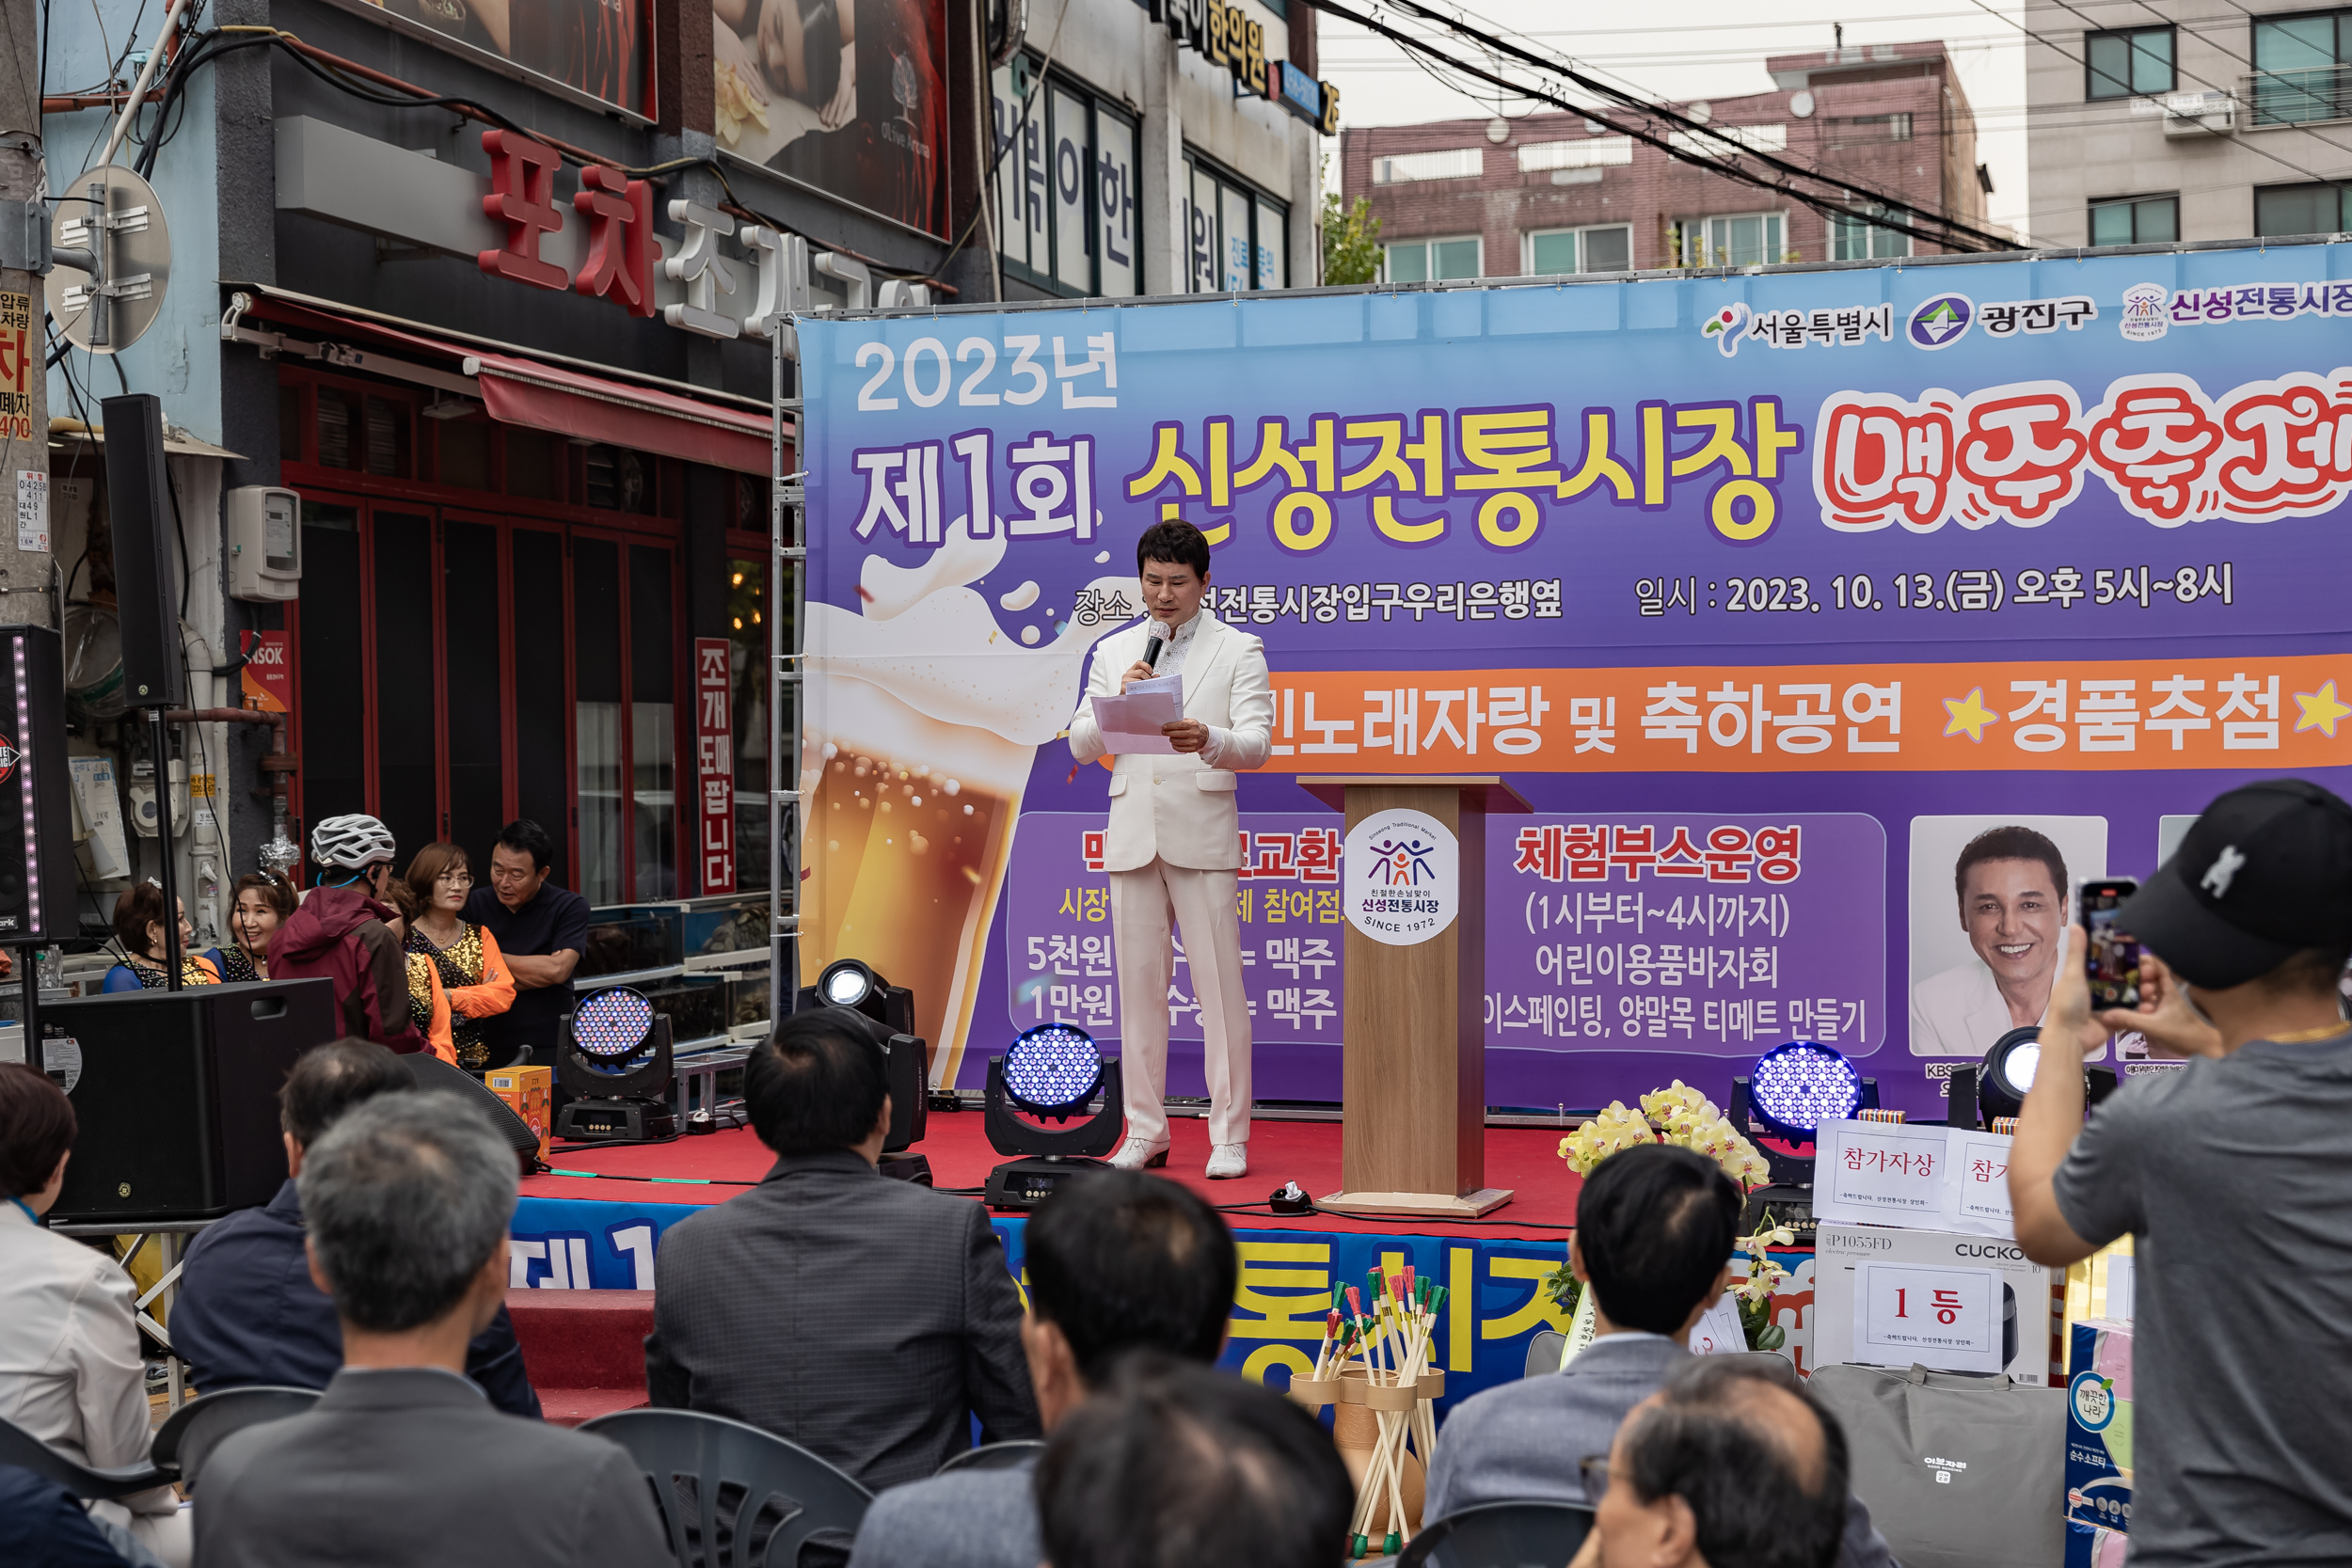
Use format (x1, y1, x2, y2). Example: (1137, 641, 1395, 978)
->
(522, 1113, 1584, 1241)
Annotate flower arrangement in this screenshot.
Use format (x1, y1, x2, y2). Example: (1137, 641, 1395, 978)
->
(1553, 1081, 1772, 1191)
(1730, 1214, 1794, 1352)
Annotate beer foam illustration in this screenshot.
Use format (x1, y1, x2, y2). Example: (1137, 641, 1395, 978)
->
(807, 519, 1137, 748)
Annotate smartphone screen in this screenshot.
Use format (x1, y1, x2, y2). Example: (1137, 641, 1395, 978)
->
(2080, 879, 2143, 1011)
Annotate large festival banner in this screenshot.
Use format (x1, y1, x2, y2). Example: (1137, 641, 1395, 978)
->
(799, 248, 2352, 1120)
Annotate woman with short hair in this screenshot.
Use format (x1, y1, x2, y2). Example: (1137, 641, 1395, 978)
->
(401, 844, 516, 1071)
(102, 882, 219, 991)
(208, 871, 298, 983)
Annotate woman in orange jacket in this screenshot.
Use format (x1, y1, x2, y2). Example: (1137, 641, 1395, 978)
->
(399, 843, 517, 1070)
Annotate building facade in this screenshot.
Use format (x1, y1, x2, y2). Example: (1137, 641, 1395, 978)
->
(2025, 0, 2352, 245)
(1342, 41, 1988, 279)
(39, 0, 1336, 960)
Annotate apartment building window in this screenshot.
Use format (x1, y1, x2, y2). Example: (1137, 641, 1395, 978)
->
(1185, 154, 1289, 293)
(992, 60, 1141, 297)
(1525, 226, 1632, 274)
(1384, 236, 1482, 281)
(2251, 13, 2352, 124)
(1675, 213, 1785, 267)
(2089, 193, 2180, 245)
(1518, 137, 1633, 173)
(2087, 25, 2174, 100)
(1372, 148, 1485, 183)
(1831, 209, 1912, 260)
(2255, 182, 2352, 235)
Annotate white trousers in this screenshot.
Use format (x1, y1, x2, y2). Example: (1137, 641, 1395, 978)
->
(1110, 859, 1252, 1147)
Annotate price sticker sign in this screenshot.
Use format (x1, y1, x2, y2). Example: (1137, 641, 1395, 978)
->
(1854, 1261, 2003, 1373)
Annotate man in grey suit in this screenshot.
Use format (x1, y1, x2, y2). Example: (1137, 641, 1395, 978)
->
(847, 1171, 1236, 1568)
(1423, 1145, 1894, 1568)
(194, 1095, 671, 1568)
(644, 1008, 1040, 1490)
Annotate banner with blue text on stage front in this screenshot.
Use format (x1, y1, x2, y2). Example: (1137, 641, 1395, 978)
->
(797, 248, 2352, 1120)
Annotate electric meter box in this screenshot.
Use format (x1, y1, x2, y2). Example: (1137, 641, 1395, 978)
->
(226, 486, 301, 602)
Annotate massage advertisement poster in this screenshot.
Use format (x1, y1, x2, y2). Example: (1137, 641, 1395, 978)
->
(798, 247, 2352, 1119)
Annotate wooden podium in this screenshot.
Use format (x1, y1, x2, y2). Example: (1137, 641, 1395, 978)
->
(1298, 775, 1531, 1219)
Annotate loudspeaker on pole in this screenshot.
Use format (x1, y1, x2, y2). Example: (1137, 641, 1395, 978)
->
(99, 392, 185, 710)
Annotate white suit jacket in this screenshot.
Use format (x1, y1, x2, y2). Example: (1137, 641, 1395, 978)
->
(1067, 612, 1274, 873)
(1910, 960, 2043, 1057)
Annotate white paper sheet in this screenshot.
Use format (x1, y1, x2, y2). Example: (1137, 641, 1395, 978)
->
(1091, 673, 1184, 754)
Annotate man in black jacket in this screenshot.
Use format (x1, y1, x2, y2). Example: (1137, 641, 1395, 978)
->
(644, 1007, 1041, 1489)
(172, 1038, 541, 1417)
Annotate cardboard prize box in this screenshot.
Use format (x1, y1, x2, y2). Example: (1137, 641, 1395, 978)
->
(486, 1065, 552, 1162)
(1813, 1224, 2064, 1386)
(2065, 1319, 2134, 1534)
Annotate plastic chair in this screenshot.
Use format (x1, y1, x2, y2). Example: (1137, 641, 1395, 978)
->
(1396, 1500, 1595, 1568)
(151, 1386, 321, 1493)
(0, 1414, 165, 1500)
(934, 1439, 1045, 1476)
(581, 1407, 874, 1568)
(1522, 1329, 1567, 1379)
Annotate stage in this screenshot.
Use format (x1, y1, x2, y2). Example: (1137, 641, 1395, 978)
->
(506, 1115, 1823, 1413)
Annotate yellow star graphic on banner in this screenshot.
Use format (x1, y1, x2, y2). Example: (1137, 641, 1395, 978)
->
(2293, 679, 2352, 737)
(1942, 686, 1997, 743)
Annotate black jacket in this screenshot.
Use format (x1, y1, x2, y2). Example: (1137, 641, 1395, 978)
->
(644, 1148, 1040, 1490)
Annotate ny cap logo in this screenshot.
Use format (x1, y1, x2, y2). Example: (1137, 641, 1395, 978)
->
(2201, 844, 2248, 898)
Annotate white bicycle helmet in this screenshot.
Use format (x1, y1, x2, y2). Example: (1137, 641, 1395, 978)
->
(310, 814, 398, 872)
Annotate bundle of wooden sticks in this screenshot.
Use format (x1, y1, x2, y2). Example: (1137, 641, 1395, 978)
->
(1306, 1266, 1449, 1560)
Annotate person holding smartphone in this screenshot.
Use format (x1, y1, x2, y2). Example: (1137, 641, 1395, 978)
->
(2009, 779, 2352, 1567)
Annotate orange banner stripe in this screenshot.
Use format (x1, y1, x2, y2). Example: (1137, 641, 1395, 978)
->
(1254, 656, 2352, 773)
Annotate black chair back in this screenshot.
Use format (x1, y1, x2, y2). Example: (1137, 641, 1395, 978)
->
(0, 1415, 165, 1500)
(581, 1407, 874, 1568)
(151, 1386, 322, 1492)
(934, 1439, 1045, 1476)
(1397, 1500, 1596, 1568)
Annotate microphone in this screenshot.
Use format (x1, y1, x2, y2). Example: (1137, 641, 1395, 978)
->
(1142, 621, 1169, 670)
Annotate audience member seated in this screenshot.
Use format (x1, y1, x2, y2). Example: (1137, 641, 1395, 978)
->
(193, 1095, 668, 1568)
(171, 1038, 540, 1418)
(848, 1172, 1236, 1568)
(1570, 1357, 1851, 1568)
(645, 1007, 1041, 1489)
(1035, 1352, 1352, 1568)
(1425, 1144, 1892, 1567)
(0, 1463, 166, 1568)
(0, 1065, 190, 1567)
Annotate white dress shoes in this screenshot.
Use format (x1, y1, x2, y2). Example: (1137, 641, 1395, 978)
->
(1205, 1143, 1248, 1180)
(1108, 1136, 1170, 1171)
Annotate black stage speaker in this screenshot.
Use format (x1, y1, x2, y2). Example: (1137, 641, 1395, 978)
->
(0, 626, 76, 942)
(44, 979, 340, 1225)
(99, 392, 184, 710)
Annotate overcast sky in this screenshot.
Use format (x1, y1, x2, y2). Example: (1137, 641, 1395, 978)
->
(1314, 0, 2038, 245)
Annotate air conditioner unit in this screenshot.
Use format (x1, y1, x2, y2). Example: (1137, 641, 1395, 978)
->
(2163, 92, 2236, 135)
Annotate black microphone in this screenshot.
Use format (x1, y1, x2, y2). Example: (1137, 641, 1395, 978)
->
(1142, 622, 1169, 670)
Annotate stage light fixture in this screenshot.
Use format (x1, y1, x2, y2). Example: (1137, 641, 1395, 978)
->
(1957, 1025, 2121, 1129)
(1747, 1041, 1866, 1141)
(983, 1023, 1126, 1210)
(553, 986, 678, 1144)
(1729, 1041, 1880, 1201)
(818, 958, 882, 1011)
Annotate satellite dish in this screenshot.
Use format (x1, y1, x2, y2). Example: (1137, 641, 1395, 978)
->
(1790, 90, 1817, 119)
(46, 165, 171, 356)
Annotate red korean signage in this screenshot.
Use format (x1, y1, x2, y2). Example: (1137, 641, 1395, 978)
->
(693, 637, 736, 895)
(478, 131, 656, 318)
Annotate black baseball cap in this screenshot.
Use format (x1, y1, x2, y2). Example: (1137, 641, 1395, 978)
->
(2116, 780, 2352, 990)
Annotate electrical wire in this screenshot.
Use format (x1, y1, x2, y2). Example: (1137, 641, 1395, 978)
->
(1299, 0, 2001, 256)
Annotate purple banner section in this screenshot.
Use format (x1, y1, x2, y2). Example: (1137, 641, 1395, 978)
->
(1003, 811, 1347, 1047)
(1484, 814, 1887, 1057)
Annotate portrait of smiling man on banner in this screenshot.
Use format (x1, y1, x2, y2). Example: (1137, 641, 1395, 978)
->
(1909, 816, 2108, 1059)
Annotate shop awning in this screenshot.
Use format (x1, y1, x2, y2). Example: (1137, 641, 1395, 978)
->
(226, 285, 785, 476)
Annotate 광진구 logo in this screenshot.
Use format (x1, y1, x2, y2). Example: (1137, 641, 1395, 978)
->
(1908, 293, 1974, 349)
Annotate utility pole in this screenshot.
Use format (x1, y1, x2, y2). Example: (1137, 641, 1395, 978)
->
(0, 0, 54, 632)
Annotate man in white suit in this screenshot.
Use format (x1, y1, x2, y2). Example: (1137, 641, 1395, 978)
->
(1067, 521, 1273, 1179)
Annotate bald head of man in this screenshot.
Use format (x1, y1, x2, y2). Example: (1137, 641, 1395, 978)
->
(1580, 1357, 1848, 1568)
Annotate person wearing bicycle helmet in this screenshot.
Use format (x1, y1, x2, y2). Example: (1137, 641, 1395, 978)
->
(268, 816, 427, 1054)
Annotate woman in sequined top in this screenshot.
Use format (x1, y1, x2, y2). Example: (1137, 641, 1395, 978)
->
(400, 843, 516, 1071)
(102, 883, 219, 991)
(208, 871, 297, 983)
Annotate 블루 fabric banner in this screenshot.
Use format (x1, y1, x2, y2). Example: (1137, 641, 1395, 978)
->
(798, 246, 2352, 1118)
